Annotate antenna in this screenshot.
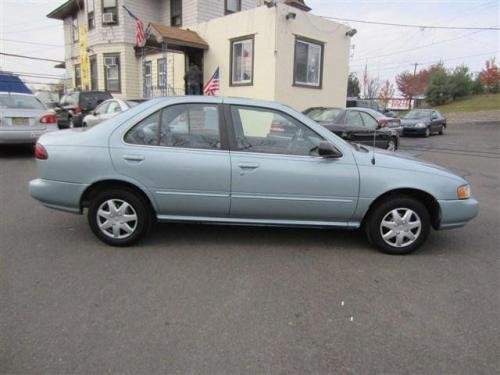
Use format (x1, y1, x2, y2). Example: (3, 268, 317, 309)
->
(371, 126, 377, 165)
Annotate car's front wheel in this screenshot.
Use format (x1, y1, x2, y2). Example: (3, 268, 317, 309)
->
(424, 127, 431, 137)
(366, 195, 431, 254)
(88, 188, 152, 246)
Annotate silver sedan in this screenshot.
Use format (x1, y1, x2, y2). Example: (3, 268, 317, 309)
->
(83, 99, 144, 127)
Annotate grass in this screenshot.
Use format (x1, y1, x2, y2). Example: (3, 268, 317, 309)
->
(434, 93, 500, 113)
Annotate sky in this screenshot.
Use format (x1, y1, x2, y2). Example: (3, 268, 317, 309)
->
(0, 0, 499, 91)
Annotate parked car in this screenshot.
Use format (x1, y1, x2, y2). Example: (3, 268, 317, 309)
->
(83, 99, 145, 127)
(401, 109, 447, 137)
(304, 107, 399, 151)
(0, 75, 58, 144)
(55, 91, 112, 129)
(346, 98, 398, 118)
(30, 97, 478, 254)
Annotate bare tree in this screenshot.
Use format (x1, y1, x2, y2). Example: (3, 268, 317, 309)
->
(362, 64, 381, 99)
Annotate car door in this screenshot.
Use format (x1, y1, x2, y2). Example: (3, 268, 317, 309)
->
(359, 111, 389, 149)
(430, 111, 441, 132)
(110, 102, 231, 218)
(227, 105, 359, 223)
(345, 110, 372, 145)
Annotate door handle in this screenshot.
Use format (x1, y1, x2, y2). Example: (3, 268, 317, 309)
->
(238, 162, 259, 169)
(123, 154, 145, 162)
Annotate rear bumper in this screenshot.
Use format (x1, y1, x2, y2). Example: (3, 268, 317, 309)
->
(389, 126, 403, 136)
(29, 178, 87, 214)
(437, 198, 479, 229)
(0, 127, 57, 144)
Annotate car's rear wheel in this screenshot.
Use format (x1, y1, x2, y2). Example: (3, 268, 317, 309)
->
(439, 125, 445, 135)
(88, 188, 152, 246)
(386, 137, 397, 151)
(69, 117, 74, 128)
(366, 196, 431, 254)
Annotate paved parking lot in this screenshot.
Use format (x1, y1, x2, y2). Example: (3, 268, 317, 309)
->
(1, 121, 499, 374)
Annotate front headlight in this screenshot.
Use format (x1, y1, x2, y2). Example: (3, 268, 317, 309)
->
(416, 122, 427, 128)
(457, 184, 471, 199)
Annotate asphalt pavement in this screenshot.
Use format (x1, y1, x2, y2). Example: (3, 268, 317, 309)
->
(1, 121, 499, 374)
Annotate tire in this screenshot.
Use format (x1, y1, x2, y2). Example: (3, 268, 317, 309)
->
(88, 188, 152, 247)
(69, 117, 74, 129)
(424, 127, 431, 137)
(386, 137, 397, 152)
(439, 125, 445, 135)
(365, 195, 431, 255)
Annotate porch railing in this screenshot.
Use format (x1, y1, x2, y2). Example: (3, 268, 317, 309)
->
(143, 85, 185, 98)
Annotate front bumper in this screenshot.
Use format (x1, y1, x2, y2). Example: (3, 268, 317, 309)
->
(403, 127, 427, 136)
(29, 178, 88, 214)
(0, 128, 57, 144)
(437, 198, 479, 229)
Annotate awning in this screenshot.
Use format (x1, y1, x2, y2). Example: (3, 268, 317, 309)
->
(148, 23, 208, 50)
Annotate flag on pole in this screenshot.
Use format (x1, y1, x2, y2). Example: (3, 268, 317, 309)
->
(122, 5, 146, 47)
(203, 67, 220, 96)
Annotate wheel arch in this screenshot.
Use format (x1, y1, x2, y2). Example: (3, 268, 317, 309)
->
(362, 188, 441, 230)
(80, 179, 157, 214)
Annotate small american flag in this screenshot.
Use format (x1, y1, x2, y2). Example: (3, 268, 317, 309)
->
(122, 6, 146, 47)
(203, 67, 220, 96)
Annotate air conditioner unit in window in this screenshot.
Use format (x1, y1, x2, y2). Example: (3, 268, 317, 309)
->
(102, 12, 115, 24)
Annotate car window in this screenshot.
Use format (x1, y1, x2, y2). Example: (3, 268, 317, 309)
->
(345, 111, 364, 127)
(404, 110, 430, 119)
(359, 112, 378, 129)
(94, 101, 109, 115)
(230, 106, 324, 156)
(124, 111, 160, 146)
(107, 101, 121, 114)
(159, 104, 221, 150)
(0, 93, 46, 110)
(305, 108, 342, 122)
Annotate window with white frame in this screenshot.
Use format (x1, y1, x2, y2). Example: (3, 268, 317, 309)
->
(74, 64, 81, 89)
(225, 0, 241, 14)
(102, 0, 118, 25)
(158, 58, 167, 88)
(293, 37, 324, 88)
(230, 36, 254, 86)
(72, 16, 79, 42)
(87, 0, 95, 30)
(104, 54, 120, 92)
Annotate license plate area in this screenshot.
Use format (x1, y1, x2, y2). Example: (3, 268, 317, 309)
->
(12, 117, 30, 126)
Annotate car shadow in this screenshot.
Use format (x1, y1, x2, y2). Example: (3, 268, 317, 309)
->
(0, 144, 34, 159)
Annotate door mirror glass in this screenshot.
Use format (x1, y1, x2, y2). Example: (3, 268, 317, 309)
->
(318, 141, 342, 158)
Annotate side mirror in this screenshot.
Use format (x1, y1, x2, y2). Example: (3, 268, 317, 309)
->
(431, 114, 438, 120)
(318, 141, 343, 158)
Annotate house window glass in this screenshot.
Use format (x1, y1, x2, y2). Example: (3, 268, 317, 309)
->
(74, 64, 81, 89)
(171, 0, 182, 26)
(87, 0, 95, 29)
(158, 59, 167, 88)
(231, 37, 253, 85)
(104, 54, 120, 92)
(294, 38, 323, 87)
(102, 0, 118, 25)
(89, 56, 98, 90)
(225, 0, 241, 14)
(144, 61, 152, 97)
(72, 16, 79, 42)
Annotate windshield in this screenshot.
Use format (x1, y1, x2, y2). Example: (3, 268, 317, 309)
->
(305, 107, 342, 122)
(0, 93, 46, 110)
(404, 110, 430, 119)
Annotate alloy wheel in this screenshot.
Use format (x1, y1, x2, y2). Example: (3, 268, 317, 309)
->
(379, 208, 422, 248)
(386, 139, 396, 151)
(96, 199, 138, 239)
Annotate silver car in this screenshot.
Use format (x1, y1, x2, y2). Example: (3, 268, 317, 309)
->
(0, 92, 58, 144)
(83, 99, 143, 127)
(29, 97, 479, 254)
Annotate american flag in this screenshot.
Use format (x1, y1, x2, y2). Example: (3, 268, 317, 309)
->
(122, 6, 146, 47)
(203, 67, 220, 96)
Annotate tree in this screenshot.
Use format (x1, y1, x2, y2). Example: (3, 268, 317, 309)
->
(362, 66, 380, 99)
(347, 73, 361, 97)
(480, 58, 500, 93)
(378, 80, 395, 107)
(471, 74, 484, 95)
(448, 65, 473, 100)
(395, 64, 444, 99)
(425, 69, 451, 105)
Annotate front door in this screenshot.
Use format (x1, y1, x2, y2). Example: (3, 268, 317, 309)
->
(110, 102, 230, 218)
(227, 105, 359, 224)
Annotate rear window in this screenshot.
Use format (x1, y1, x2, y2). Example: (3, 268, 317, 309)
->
(305, 108, 342, 122)
(79, 92, 112, 109)
(0, 93, 45, 110)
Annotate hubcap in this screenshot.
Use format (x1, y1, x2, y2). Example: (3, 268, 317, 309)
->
(387, 140, 396, 151)
(97, 199, 138, 239)
(380, 208, 421, 248)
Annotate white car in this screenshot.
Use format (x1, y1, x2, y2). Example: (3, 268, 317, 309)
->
(83, 99, 144, 127)
(0, 92, 58, 144)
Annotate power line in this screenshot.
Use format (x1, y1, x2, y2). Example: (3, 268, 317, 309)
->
(0, 52, 63, 64)
(0, 38, 63, 48)
(322, 16, 500, 31)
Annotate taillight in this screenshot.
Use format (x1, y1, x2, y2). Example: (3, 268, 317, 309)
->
(74, 106, 82, 114)
(378, 119, 388, 127)
(34, 143, 48, 160)
(40, 114, 57, 124)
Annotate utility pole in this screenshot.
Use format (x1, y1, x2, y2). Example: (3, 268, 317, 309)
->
(409, 62, 419, 109)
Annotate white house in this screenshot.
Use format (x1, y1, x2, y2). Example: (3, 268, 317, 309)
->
(48, 0, 353, 110)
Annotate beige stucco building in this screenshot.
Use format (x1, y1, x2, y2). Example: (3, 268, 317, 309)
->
(48, 0, 353, 111)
